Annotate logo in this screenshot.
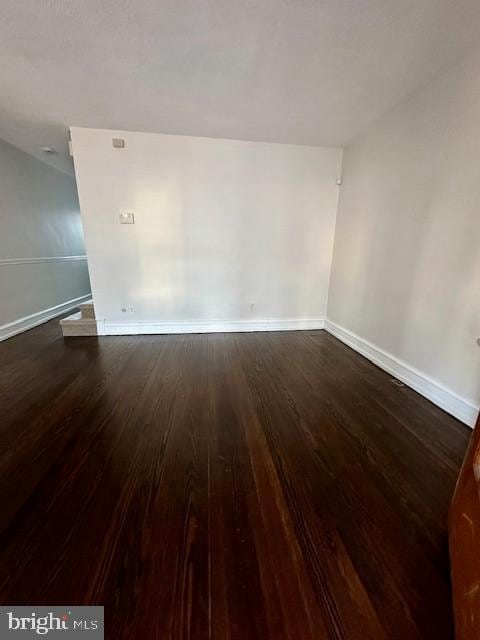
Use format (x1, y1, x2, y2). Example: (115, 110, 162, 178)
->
(0, 607, 103, 638)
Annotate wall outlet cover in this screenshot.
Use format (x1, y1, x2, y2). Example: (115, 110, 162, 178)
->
(119, 212, 134, 224)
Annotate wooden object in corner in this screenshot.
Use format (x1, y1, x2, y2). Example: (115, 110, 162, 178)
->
(449, 412, 480, 639)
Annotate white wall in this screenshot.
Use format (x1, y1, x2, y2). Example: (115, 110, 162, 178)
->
(71, 127, 342, 334)
(328, 48, 480, 425)
(0, 138, 91, 339)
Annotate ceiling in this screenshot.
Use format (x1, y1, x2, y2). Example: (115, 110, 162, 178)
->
(1, 0, 480, 175)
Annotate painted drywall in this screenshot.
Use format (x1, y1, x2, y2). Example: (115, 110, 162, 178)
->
(71, 127, 342, 332)
(328, 48, 480, 424)
(0, 137, 91, 334)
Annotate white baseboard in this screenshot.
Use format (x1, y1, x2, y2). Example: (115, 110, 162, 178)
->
(325, 319, 478, 428)
(102, 318, 325, 336)
(0, 255, 87, 266)
(0, 294, 92, 342)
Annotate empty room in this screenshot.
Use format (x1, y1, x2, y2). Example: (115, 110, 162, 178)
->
(1, 1, 480, 638)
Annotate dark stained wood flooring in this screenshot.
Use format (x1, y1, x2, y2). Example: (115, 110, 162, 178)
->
(0, 318, 471, 639)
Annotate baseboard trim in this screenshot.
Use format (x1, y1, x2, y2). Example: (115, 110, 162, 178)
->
(102, 318, 325, 337)
(0, 294, 92, 342)
(325, 319, 478, 428)
(0, 255, 87, 266)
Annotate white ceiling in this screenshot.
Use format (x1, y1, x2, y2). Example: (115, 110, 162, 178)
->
(1, 0, 480, 174)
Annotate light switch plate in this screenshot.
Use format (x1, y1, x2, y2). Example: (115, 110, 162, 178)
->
(119, 212, 134, 224)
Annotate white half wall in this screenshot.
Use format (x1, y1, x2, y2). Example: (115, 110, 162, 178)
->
(71, 127, 342, 333)
(0, 138, 91, 340)
(328, 48, 480, 426)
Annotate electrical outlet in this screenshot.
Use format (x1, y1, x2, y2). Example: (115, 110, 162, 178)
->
(250, 303, 255, 312)
(119, 212, 134, 224)
(129, 306, 134, 313)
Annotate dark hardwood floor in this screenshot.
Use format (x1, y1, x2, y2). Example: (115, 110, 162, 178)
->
(0, 318, 470, 639)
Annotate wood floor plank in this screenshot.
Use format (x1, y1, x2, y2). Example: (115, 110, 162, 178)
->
(0, 319, 470, 639)
(208, 334, 271, 640)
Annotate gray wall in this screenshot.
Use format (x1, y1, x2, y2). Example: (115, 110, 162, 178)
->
(0, 137, 91, 332)
(328, 47, 480, 416)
